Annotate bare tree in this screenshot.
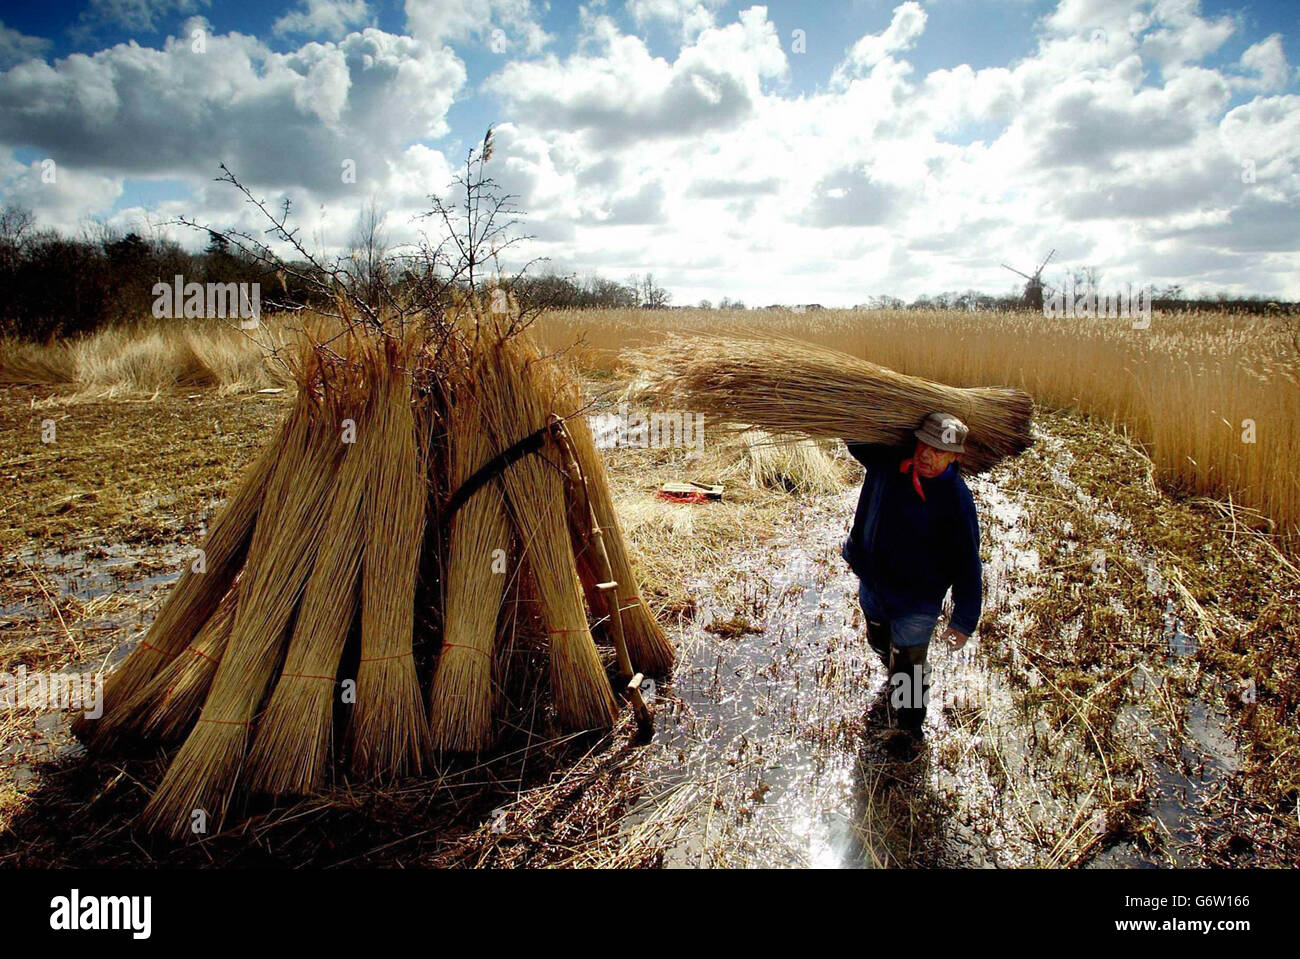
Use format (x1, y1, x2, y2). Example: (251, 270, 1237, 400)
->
(640, 273, 671, 309)
(164, 126, 543, 367)
(1070, 265, 1102, 294)
(0, 205, 35, 271)
(348, 196, 389, 310)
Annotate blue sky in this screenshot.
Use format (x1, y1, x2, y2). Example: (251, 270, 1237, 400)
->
(1, 0, 1298, 302)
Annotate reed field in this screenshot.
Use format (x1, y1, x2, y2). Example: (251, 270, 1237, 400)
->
(535, 307, 1300, 551)
(6, 306, 1295, 550)
(0, 320, 298, 397)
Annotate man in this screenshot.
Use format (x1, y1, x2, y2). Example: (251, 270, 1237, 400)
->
(841, 412, 983, 747)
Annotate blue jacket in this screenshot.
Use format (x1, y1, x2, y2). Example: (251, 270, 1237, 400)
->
(840, 441, 983, 635)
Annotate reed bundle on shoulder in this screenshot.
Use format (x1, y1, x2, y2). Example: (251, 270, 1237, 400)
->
(631, 336, 1034, 474)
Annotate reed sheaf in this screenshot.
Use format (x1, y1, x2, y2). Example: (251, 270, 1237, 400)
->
(137, 586, 239, 743)
(631, 336, 1034, 474)
(427, 365, 513, 754)
(562, 404, 676, 675)
(349, 360, 431, 779)
(143, 389, 346, 834)
(246, 376, 378, 795)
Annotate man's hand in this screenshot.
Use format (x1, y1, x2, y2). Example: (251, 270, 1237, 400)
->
(940, 626, 971, 651)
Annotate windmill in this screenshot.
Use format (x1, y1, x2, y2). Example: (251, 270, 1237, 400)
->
(1001, 249, 1055, 311)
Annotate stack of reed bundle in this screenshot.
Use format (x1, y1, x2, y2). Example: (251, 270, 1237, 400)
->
(77, 308, 673, 836)
(631, 336, 1034, 474)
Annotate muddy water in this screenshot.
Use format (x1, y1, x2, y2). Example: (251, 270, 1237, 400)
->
(1095, 697, 1243, 868)
(3, 543, 188, 621)
(624, 487, 1041, 867)
(1, 543, 187, 779)
(623, 489, 872, 866)
(1029, 433, 1245, 867)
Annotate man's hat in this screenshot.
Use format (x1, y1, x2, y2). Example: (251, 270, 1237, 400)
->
(914, 411, 968, 453)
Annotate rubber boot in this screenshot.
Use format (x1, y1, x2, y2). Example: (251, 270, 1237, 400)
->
(888, 642, 932, 735)
(865, 618, 892, 669)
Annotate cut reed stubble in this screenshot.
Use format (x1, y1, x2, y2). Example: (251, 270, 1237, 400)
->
(78, 405, 291, 746)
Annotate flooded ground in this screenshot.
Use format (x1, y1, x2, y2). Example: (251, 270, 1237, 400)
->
(613, 420, 1255, 868)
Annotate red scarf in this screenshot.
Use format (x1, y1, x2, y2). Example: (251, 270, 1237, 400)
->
(899, 439, 928, 502)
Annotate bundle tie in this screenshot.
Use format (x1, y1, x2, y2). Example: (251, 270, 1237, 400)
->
(358, 651, 415, 663)
(440, 642, 493, 662)
(187, 646, 219, 665)
(196, 716, 252, 727)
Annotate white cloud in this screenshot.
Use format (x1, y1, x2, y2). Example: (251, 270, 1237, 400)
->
(0, 22, 50, 69)
(0, 154, 124, 234)
(404, 0, 551, 54)
(1233, 35, 1290, 93)
(485, 5, 787, 147)
(0, 21, 466, 252)
(0, 23, 464, 191)
(627, 0, 728, 40)
(75, 0, 210, 35)
(1140, 0, 1234, 73)
(1042, 0, 1151, 38)
(3, 0, 1298, 299)
(835, 0, 927, 81)
(273, 0, 372, 40)
(477, 1, 1300, 301)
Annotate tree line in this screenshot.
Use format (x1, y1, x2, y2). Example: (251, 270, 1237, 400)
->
(1, 202, 1292, 342)
(0, 203, 685, 340)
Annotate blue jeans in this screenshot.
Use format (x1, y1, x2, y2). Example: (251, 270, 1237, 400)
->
(857, 580, 939, 647)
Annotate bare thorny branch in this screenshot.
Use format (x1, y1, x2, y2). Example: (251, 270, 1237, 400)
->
(169, 128, 542, 372)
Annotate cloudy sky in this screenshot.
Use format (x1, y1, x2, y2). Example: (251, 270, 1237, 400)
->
(1, 0, 1297, 304)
